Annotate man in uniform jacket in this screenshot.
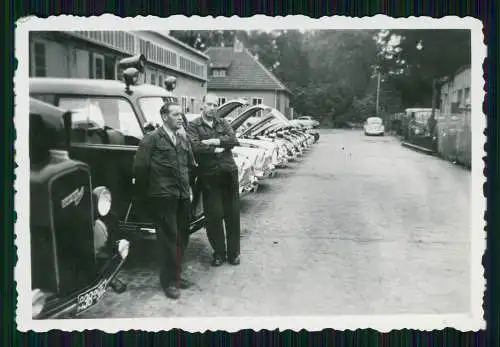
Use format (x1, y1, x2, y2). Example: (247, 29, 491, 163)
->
(186, 93, 241, 267)
(133, 101, 196, 299)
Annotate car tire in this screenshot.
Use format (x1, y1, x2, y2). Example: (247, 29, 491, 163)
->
(110, 277, 127, 294)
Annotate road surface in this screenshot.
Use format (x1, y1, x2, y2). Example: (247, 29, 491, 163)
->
(82, 129, 471, 318)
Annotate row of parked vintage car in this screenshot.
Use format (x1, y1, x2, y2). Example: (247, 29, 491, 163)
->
(27, 54, 319, 320)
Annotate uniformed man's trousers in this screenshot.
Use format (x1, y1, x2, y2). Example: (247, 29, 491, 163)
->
(201, 170, 241, 261)
(147, 197, 191, 288)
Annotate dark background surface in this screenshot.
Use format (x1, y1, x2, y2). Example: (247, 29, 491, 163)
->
(3, 0, 497, 346)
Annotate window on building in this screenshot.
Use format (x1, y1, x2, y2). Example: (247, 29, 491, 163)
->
(181, 96, 188, 113)
(457, 89, 463, 106)
(252, 98, 263, 105)
(252, 98, 264, 117)
(104, 56, 116, 80)
(179, 56, 204, 78)
(218, 97, 227, 106)
(58, 97, 143, 145)
(159, 75, 164, 87)
(440, 92, 448, 113)
(151, 73, 156, 85)
(32, 42, 47, 77)
(464, 87, 471, 107)
(212, 69, 226, 77)
(190, 98, 195, 113)
(92, 53, 105, 79)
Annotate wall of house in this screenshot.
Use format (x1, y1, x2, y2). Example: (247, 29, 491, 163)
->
(29, 31, 208, 114)
(439, 67, 471, 114)
(207, 89, 276, 109)
(30, 32, 131, 80)
(30, 34, 70, 78)
(137, 31, 207, 79)
(436, 66, 471, 168)
(276, 91, 292, 118)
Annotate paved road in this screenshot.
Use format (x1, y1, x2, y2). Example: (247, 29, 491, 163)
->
(82, 129, 471, 318)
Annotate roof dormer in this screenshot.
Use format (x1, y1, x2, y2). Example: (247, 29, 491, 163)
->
(212, 68, 227, 77)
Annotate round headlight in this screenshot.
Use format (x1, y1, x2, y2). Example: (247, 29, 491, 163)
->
(93, 186, 112, 217)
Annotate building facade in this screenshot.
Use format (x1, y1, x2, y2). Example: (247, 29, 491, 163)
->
(29, 30, 209, 113)
(205, 41, 293, 119)
(436, 65, 471, 168)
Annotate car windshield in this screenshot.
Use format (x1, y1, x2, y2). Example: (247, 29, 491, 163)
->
(59, 98, 106, 128)
(366, 117, 383, 125)
(58, 96, 144, 143)
(138, 97, 168, 127)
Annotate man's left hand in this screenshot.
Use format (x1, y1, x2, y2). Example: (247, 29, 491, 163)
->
(202, 138, 221, 146)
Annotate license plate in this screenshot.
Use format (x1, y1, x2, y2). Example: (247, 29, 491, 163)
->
(76, 280, 108, 314)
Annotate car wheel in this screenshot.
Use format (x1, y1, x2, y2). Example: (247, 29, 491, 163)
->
(110, 277, 127, 294)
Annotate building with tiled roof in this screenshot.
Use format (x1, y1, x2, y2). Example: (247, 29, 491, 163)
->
(205, 40, 293, 118)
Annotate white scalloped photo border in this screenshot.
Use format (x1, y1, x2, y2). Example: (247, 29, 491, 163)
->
(14, 14, 487, 333)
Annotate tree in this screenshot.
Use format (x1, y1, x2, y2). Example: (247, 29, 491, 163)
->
(376, 29, 471, 108)
(169, 30, 239, 50)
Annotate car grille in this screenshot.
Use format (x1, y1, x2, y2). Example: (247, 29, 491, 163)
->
(49, 166, 96, 294)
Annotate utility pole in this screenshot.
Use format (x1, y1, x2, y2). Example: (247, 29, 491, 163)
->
(375, 68, 381, 117)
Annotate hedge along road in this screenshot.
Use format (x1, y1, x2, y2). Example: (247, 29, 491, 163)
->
(81, 129, 471, 318)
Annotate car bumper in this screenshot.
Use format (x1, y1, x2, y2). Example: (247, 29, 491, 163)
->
(277, 157, 289, 167)
(33, 241, 129, 319)
(255, 166, 276, 180)
(239, 176, 259, 196)
(365, 130, 384, 136)
(119, 214, 206, 237)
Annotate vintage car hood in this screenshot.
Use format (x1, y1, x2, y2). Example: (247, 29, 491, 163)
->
(229, 104, 272, 130)
(216, 99, 248, 118)
(241, 114, 279, 137)
(238, 138, 278, 150)
(250, 119, 290, 136)
(268, 108, 292, 124)
(241, 108, 295, 137)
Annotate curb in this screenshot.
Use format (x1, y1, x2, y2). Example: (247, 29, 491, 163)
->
(401, 141, 436, 155)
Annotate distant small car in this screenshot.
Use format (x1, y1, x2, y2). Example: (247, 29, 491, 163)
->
(364, 117, 385, 136)
(29, 98, 130, 319)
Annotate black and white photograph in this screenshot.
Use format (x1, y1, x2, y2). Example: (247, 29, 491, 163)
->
(15, 15, 485, 332)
